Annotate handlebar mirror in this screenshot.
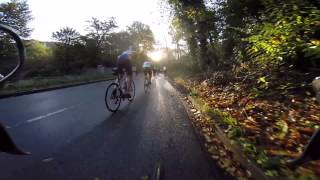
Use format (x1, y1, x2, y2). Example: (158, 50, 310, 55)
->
(0, 24, 29, 155)
(0, 24, 25, 85)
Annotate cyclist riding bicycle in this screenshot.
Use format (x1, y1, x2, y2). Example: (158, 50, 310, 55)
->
(117, 48, 135, 98)
(142, 59, 153, 84)
(163, 66, 167, 75)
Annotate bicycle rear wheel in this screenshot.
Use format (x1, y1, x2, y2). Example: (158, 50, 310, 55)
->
(144, 78, 149, 93)
(152, 162, 164, 180)
(105, 83, 121, 112)
(128, 80, 135, 101)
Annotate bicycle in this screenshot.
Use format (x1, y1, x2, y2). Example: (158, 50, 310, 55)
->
(105, 68, 135, 112)
(152, 162, 165, 180)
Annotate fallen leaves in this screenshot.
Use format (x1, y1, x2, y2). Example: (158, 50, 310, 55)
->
(183, 96, 251, 180)
(175, 73, 320, 178)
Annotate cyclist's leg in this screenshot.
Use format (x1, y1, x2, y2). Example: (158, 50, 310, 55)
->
(143, 68, 147, 82)
(117, 61, 125, 88)
(125, 60, 133, 93)
(148, 69, 152, 84)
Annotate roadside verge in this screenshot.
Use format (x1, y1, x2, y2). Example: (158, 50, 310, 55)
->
(0, 76, 115, 99)
(168, 78, 277, 180)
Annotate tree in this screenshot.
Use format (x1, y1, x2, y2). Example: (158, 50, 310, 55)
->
(86, 17, 117, 50)
(104, 31, 133, 64)
(167, 0, 212, 70)
(0, 0, 33, 37)
(51, 27, 83, 73)
(52, 27, 81, 46)
(109, 31, 132, 53)
(166, 0, 320, 73)
(25, 40, 52, 61)
(85, 17, 117, 64)
(169, 17, 184, 60)
(127, 21, 155, 52)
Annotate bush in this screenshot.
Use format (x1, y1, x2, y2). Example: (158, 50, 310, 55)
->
(247, 0, 320, 70)
(166, 55, 201, 78)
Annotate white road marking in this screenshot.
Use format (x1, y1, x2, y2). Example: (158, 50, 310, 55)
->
(13, 105, 77, 128)
(26, 107, 71, 123)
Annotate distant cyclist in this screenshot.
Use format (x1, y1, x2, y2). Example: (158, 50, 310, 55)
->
(163, 66, 167, 76)
(117, 47, 135, 98)
(142, 60, 153, 84)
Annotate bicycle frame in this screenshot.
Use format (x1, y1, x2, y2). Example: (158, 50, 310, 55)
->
(115, 71, 128, 91)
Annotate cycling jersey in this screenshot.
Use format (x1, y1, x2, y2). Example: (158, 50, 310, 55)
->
(143, 61, 153, 68)
(118, 52, 130, 63)
(117, 51, 133, 75)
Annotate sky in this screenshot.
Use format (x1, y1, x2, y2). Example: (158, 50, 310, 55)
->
(2, 0, 173, 48)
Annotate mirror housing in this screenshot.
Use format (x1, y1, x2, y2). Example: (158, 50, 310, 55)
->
(0, 24, 25, 84)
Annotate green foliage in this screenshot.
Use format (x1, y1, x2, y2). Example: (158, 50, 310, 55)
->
(51, 27, 85, 73)
(86, 17, 117, 53)
(257, 76, 269, 90)
(190, 89, 198, 97)
(166, 55, 201, 78)
(227, 126, 245, 139)
(86, 17, 117, 45)
(207, 108, 238, 127)
(1, 74, 113, 94)
(247, 0, 320, 68)
(256, 152, 281, 170)
(108, 31, 132, 55)
(166, 0, 216, 70)
(25, 40, 52, 61)
(52, 27, 81, 46)
(0, 0, 33, 37)
(275, 119, 289, 140)
(127, 21, 155, 52)
(166, 0, 319, 74)
(240, 140, 257, 155)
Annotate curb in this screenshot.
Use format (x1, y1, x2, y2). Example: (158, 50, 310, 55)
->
(167, 79, 234, 179)
(168, 79, 275, 180)
(187, 96, 273, 180)
(0, 77, 115, 99)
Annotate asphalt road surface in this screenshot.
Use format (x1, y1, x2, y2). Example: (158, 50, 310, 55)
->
(0, 74, 232, 180)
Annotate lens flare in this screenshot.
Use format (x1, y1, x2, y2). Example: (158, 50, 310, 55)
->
(148, 50, 163, 62)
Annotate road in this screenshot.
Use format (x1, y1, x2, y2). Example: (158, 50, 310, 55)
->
(0, 74, 232, 180)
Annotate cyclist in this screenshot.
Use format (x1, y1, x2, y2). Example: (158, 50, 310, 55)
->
(117, 48, 135, 98)
(142, 59, 153, 84)
(163, 66, 167, 76)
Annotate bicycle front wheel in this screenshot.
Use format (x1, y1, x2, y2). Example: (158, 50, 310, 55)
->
(128, 80, 135, 102)
(105, 83, 121, 112)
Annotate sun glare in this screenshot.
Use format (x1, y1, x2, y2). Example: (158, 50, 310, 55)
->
(148, 50, 163, 62)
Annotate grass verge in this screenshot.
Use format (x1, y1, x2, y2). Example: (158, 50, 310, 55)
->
(0, 74, 115, 96)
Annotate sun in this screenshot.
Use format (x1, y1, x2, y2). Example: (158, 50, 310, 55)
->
(148, 50, 163, 62)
